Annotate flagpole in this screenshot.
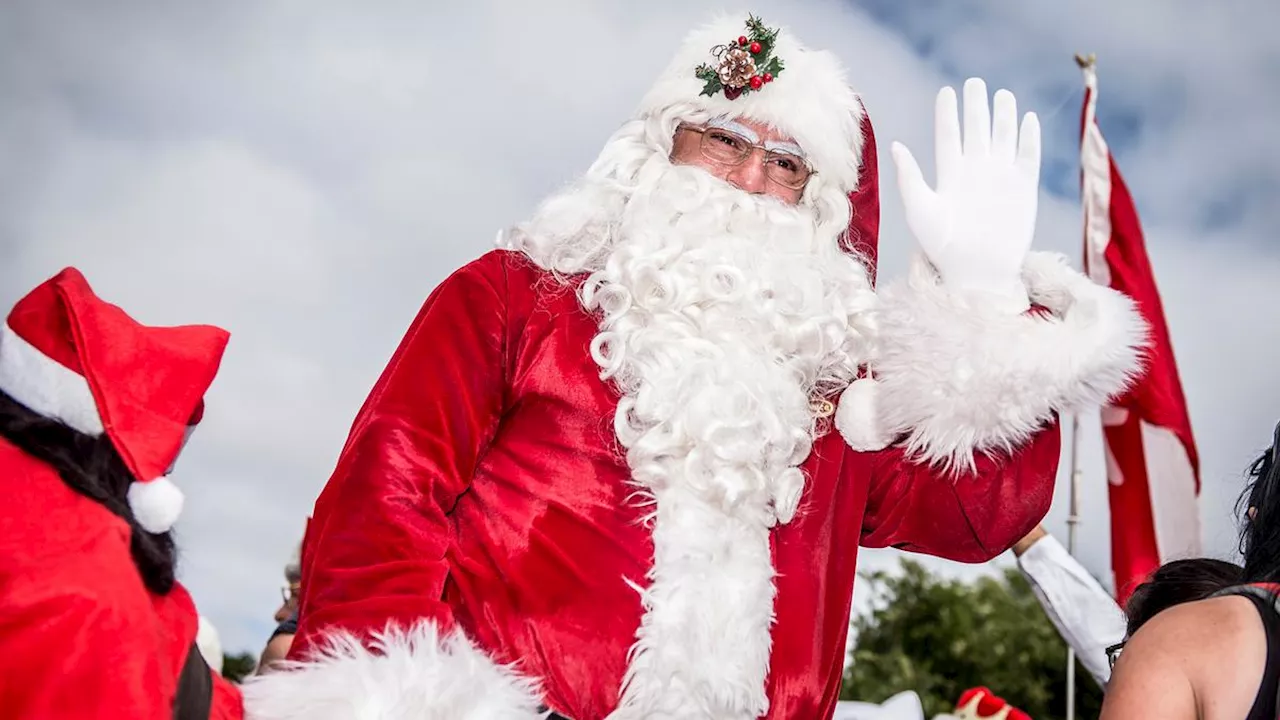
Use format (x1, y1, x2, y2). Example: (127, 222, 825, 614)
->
(1064, 51, 1097, 720)
(1065, 412, 1083, 720)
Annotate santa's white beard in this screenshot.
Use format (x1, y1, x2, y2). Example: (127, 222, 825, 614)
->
(514, 157, 876, 717)
(575, 161, 874, 525)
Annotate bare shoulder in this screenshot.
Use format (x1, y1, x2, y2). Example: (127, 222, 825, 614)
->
(1102, 594, 1266, 720)
(1158, 592, 1260, 637)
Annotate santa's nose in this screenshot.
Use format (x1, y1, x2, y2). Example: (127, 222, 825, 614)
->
(724, 151, 770, 194)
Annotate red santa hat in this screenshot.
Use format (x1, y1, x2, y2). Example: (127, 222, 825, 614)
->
(0, 267, 229, 533)
(844, 110, 879, 286)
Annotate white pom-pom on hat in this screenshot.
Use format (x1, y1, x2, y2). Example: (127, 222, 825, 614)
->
(128, 476, 185, 534)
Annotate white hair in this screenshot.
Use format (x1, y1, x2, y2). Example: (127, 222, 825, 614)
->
(506, 108, 876, 522)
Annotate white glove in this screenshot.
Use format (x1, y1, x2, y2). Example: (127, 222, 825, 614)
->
(891, 78, 1042, 313)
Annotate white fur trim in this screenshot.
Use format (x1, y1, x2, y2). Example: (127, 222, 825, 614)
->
(0, 322, 104, 436)
(241, 623, 543, 720)
(638, 14, 866, 195)
(127, 476, 185, 534)
(611, 488, 776, 719)
(857, 251, 1149, 471)
(196, 615, 224, 674)
(835, 378, 894, 452)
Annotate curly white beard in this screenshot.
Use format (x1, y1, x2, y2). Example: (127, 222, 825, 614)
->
(587, 164, 874, 523)
(510, 119, 876, 717)
(512, 116, 875, 523)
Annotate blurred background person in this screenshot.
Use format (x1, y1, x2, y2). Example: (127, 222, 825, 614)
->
(1101, 422, 1280, 719)
(256, 538, 302, 674)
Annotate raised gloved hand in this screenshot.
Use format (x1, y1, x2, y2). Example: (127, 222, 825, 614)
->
(891, 78, 1042, 313)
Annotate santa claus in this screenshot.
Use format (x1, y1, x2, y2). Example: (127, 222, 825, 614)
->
(243, 14, 1146, 720)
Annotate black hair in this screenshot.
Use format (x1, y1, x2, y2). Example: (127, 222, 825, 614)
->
(1239, 423, 1280, 584)
(0, 389, 177, 595)
(1124, 557, 1243, 636)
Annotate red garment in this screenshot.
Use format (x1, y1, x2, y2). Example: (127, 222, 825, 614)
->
(287, 250, 1060, 719)
(0, 438, 243, 720)
(954, 687, 1033, 720)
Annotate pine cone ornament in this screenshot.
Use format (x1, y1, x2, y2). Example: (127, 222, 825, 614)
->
(716, 46, 757, 88)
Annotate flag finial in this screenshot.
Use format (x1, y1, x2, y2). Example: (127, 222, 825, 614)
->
(1075, 53, 1097, 69)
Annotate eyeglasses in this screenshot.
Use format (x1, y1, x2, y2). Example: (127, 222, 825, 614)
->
(677, 125, 814, 190)
(1106, 640, 1126, 669)
(280, 583, 300, 604)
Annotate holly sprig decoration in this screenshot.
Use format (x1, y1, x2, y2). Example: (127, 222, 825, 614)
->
(694, 14, 786, 100)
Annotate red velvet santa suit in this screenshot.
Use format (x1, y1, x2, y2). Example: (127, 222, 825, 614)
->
(0, 268, 242, 720)
(243, 16, 1147, 720)
(0, 443, 244, 719)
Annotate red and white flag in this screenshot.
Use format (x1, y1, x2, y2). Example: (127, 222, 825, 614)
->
(1079, 61, 1201, 604)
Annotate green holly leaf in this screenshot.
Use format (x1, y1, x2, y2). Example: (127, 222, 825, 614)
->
(695, 64, 722, 96)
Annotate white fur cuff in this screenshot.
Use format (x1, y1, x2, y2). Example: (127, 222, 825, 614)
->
(241, 622, 543, 720)
(841, 251, 1149, 470)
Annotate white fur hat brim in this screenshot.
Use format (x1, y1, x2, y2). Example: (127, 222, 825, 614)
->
(637, 13, 866, 195)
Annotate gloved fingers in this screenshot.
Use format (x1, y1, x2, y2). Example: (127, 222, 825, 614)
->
(892, 141, 937, 220)
(935, 85, 962, 190)
(1017, 111, 1042, 182)
(962, 78, 991, 156)
(992, 89, 1018, 164)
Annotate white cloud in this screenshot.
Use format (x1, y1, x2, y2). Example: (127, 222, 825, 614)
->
(1, 0, 1275, 654)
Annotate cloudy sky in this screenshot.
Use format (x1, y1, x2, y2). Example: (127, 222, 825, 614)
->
(2, 1, 1277, 655)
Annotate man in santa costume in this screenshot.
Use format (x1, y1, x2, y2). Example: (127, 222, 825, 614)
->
(244, 14, 1147, 720)
(0, 267, 242, 719)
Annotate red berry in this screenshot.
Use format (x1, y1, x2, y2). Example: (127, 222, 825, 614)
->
(749, 75, 764, 90)
(763, 72, 774, 83)
(738, 36, 748, 46)
(750, 41, 762, 53)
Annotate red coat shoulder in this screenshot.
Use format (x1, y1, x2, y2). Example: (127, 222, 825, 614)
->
(0, 440, 220, 718)
(0, 438, 132, 570)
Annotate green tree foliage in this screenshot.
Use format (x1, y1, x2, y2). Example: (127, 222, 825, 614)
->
(221, 652, 257, 684)
(842, 560, 1105, 719)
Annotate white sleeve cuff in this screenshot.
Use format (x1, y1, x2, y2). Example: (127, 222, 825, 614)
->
(836, 251, 1150, 471)
(242, 622, 543, 719)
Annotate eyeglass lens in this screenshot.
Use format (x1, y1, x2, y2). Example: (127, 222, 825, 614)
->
(698, 129, 811, 189)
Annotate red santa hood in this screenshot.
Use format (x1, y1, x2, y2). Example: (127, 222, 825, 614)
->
(844, 110, 880, 287)
(0, 267, 229, 533)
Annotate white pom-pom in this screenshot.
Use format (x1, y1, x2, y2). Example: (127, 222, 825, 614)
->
(127, 476, 185, 534)
(836, 378, 894, 452)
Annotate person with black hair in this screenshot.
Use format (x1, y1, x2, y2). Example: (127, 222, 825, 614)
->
(1102, 423, 1280, 719)
(1120, 557, 1243, 640)
(0, 268, 242, 719)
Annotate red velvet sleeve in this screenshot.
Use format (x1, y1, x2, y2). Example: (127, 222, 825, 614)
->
(859, 420, 1062, 562)
(291, 251, 512, 658)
